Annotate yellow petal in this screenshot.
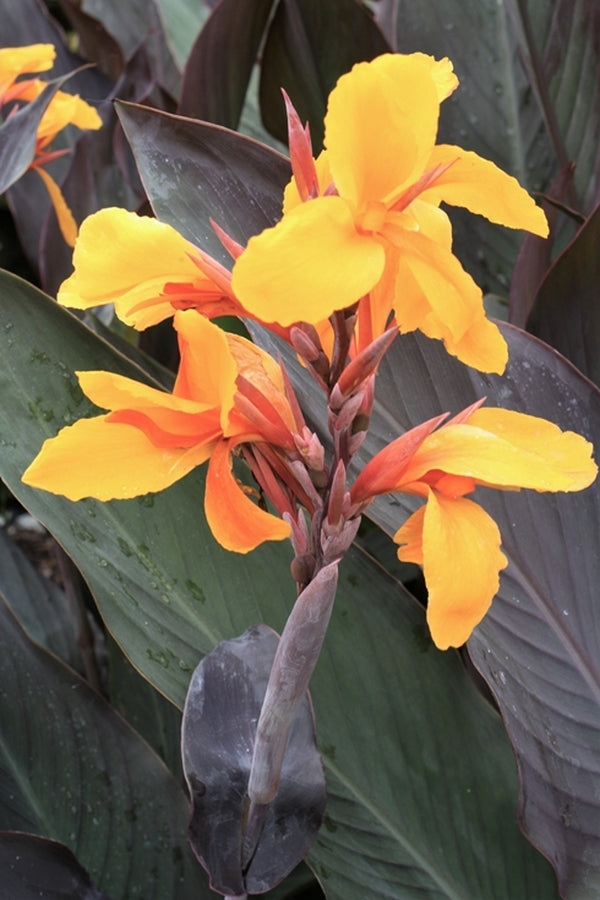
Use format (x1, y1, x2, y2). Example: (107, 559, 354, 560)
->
(421, 145, 549, 237)
(38, 90, 102, 141)
(390, 229, 508, 373)
(0, 44, 55, 94)
(34, 167, 78, 247)
(58, 208, 204, 329)
(204, 439, 291, 553)
(325, 53, 447, 208)
(22, 416, 212, 501)
(232, 196, 385, 326)
(396, 492, 507, 649)
(173, 312, 238, 431)
(402, 409, 597, 492)
(283, 150, 333, 213)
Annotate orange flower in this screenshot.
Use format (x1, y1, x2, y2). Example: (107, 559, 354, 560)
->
(232, 53, 548, 373)
(351, 404, 597, 648)
(0, 43, 102, 246)
(22, 312, 299, 553)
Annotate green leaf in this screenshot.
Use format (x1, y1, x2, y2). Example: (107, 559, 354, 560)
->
(0, 596, 208, 898)
(0, 271, 559, 897)
(258, 318, 600, 898)
(0, 526, 87, 675)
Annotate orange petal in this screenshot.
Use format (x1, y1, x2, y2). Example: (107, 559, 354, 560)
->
(325, 54, 453, 207)
(204, 439, 291, 553)
(57, 208, 206, 329)
(422, 145, 549, 237)
(34, 167, 78, 247)
(22, 415, 212, 501)
(350, 414, 447, 503)
(395, 492, 507, 649)
(173, 312, 238, 431)
(401, 408, 597, 492)
(232, 196, 385, 326)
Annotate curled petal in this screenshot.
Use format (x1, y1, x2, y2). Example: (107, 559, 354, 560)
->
(390, 230, 508, 374)
(58, 208, 209, 329)
(21, 416, 212, 501)
(395, 492, 507, 649)
(422, 145, 549, 237)
(205, 439, 291, 553)
(232, 196, 385, 326)
(402, 409, 597, 492)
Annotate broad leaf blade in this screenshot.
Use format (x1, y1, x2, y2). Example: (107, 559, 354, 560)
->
(259, 0, 390, 150)
(182, 626, 326, 896)
(527, 203, 600, 387)
(0, 832, 111, 900)
(116, 100, 290, 264)
(0, 597, 208, 898)
(0, 272, 559, 897)
(0, 81, 62, 193)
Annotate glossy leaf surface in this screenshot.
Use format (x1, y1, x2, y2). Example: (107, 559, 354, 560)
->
(0, 271, 559, 897)
(0, 597, 208, 898)
(182, 625, 326, 896)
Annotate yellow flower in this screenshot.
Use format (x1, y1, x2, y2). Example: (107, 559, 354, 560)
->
(232, 53, 548, 374)
(350, 404, 597, 649)
(22, 312, 296, 553)
(58, 207, 294, 341)
(0, 44, 102, 247)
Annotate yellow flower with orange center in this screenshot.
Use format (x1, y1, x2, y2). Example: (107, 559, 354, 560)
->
(22, 311, 299, 553)
(232, 53, 548, 374)
(351, 403, 597, 648)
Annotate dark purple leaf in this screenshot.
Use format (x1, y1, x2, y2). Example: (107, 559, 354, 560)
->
(116, 101, 290, 263)
(182, 625, 326, 896)
(0, 832, 111, 900)
(59, 0, 126, 82)
(178, 0, 275, 126)
(260, 0, 390, 150)
(508, 163, 578, 328)
(76, 0, 181, 99)
(0, 81, 62, 194)
(527, 202, 600, 387)
(256, 320, 600, 897)
(38, 47, 153, 295)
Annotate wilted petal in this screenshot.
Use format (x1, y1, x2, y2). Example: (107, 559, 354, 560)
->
(232, 196, 385, 325)
(22, 416, 212, 501)
(58, 208, 209, 329)
(422, 145, 549, 237)
(325, 54, 451, 207)
(395, 491, 507, 649)
(205, 439, 291, 553)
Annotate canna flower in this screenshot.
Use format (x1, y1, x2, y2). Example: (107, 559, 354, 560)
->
(57, 207, 292, 340)
(232, 53, 548, 374)
(350, 403, 597, 649)
(22, 311, 309, 553)
(0, 43, 102, 246)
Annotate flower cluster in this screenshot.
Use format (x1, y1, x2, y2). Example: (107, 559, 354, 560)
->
(0, 44, 102, 245)
(23, 52, 596, 649)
